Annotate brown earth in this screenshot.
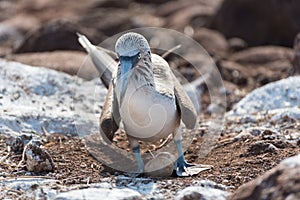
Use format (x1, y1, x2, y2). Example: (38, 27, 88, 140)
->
(1, 96, 299, 197)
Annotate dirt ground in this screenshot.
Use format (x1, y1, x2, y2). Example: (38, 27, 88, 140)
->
(1, 87, 299, 197)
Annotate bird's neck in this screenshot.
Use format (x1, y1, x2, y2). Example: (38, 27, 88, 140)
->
(130, 59, 155, 90)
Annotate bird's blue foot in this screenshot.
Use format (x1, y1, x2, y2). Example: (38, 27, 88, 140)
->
(133, 145, 144, 175)
(174, 155, 195, 176)
(174, 139, 195, 176)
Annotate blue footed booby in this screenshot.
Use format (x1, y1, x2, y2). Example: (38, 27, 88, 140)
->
(78, 32, 206, 176)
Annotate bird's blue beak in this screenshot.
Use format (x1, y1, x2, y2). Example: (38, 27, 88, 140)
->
(119, 53, 140, 105)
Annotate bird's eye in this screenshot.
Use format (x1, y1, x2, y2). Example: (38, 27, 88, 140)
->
(138, 53, 141, 60)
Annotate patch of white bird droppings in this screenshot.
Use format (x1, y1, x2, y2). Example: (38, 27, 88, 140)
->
(0, 60, 107, 136)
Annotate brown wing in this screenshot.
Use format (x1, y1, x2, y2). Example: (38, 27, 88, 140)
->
(100, 81, 120, 143)
(171, 73, 197, 129)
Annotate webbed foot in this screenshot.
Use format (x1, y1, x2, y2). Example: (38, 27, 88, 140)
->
(174, 159, 212, 176)
(174, 159, 195, 176)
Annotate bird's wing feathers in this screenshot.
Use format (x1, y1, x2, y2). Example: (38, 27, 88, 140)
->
(152, 54, 175, 98)
(172, 72, 197, 129)
(100, 81, 121, 143)
(152, 54, 197, 129)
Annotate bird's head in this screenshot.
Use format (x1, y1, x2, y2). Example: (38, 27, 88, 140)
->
(115, 32, 151, 104)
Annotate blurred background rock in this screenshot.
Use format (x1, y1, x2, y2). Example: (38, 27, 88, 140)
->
(0, 0, 299, 105)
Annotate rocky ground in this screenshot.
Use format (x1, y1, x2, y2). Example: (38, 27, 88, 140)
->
(0, 0, 300, 200)
(0, 60, 298, 200)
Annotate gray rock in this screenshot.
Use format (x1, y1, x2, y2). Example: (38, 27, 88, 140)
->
(175, 180, 228, 200)
(0, 177, 56, 191)
(244, 141, 278, 156)
(175, 186, 228, 200)
(192, 179, 227, 191)
(0, 178, 58, 199)
(228, 37, 248, 52)
(54, 188, 141, 200)
(192, 28, 229, 58)
(246, 127, 280, 137)
(0, 178, 118, 200)
(0, 24, 23, 45)
(281, 154, 300, 167)
(210, 0, 300, 47)
(0, 59, 106, 137)
(229, 46, 294, 65)
(13, 20, 85, 53)
(292, 32, 300, 75)
(7, 51, 99, 80)
(227, 77, 300, 116)
(269, 107, 300, 123)
(230, 154, 300, 200)
(116, 176, 155, 195)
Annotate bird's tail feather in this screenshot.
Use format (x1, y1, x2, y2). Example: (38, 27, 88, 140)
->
(77, 33, 93, 53)
(77, 33, 117, 88)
